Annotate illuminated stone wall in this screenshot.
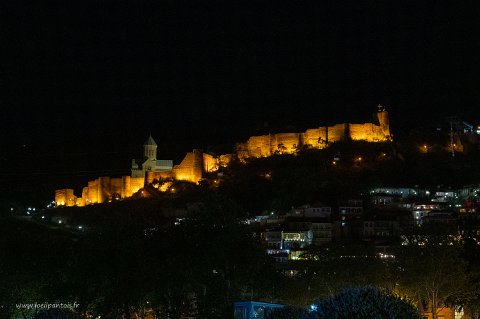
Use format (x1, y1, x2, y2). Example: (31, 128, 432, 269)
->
(145, 150, 217, 184)
(323, 124, 348, 144)
(244, 135, 273, 158)
(145, 171, 173, 184)
(302, 128, 323, 147)
(129, 177, 145, 196)
(377, 108, 391, 138)
(236, 109, 391, 160)
(86, 179, 100, 204)
(172, 152, 194, 182)
(54, 110, 391, 206)
(56, 146, 211, 206)
(275, 132, 301, 153)
(172, 149, 204, 183)
(203, 153, 218, 172)
(56, 176, 145, 207)
(236, 127, 340, 160)
(350, 123, 381, 141)
(55, 189, 76, 207)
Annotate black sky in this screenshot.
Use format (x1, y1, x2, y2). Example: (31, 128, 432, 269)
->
(1, 1, 480, 203)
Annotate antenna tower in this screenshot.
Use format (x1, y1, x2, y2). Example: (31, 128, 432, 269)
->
(446, 116, 456, 158)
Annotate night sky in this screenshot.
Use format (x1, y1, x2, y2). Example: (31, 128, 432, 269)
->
(1, 1, 479, 203)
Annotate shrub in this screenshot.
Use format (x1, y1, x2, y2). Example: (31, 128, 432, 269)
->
(311, 286, 421, 319)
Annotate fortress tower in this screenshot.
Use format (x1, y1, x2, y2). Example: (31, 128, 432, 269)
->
(376, 105, 391, 140)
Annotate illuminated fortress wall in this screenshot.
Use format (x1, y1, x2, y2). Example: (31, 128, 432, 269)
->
(203, 153, 219, 173)
(56, 148, 212, 207)
(275, 132, 302, 153)
(326, 124, 349, 142)
(54, 108, 391, 206)
(145, 150, 209, 184)
(172, 149, 204, 183)
(55, 189, 76, 207)
(236, 109, 391, 160)
(145, 150, 217, 184)
(145, 171, 173, 184)
(55, 176, 145, 207)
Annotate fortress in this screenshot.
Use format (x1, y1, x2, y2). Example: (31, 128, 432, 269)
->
(236, 106, 390, 159)
(54, 106, 391, 207)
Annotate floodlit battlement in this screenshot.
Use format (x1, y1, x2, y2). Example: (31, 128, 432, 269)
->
(236, 107, 391, 160)
(54, 107, 391, 207)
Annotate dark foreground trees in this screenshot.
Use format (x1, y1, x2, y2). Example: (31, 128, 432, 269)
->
(311, 287, 422, 319)
(2, 191, 480, 318)
(267, 287, 421, 319)
(396, 234, 477, 319)
(0, 194, 276, 319)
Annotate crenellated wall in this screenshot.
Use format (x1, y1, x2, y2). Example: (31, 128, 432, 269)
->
(56, 176, 145, 207)
(54, 108, 391, 206)
(235, 109, 391, 160)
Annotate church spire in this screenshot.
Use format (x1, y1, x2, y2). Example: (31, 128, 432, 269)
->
(144, 134, 157, 146)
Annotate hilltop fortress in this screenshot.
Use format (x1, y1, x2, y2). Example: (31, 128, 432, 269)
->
(236, 106, 391, 159)
(54, 106, 391, 207)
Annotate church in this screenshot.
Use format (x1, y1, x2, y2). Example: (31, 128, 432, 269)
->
(131, 135, 174, 179)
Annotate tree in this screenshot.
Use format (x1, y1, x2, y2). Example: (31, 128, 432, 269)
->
(459, 231, 480, 319)
(278, 243, 399, 307)
(180, 194, 275, 319)
(0, 218, 78, 319)
(268, 287, 421, 319)
(397, 236, 474, 319)
(275, 144, 287, 155)
(311, 287, 421, 319)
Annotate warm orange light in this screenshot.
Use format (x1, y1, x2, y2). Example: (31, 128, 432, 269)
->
(159, 181, 172, 192)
